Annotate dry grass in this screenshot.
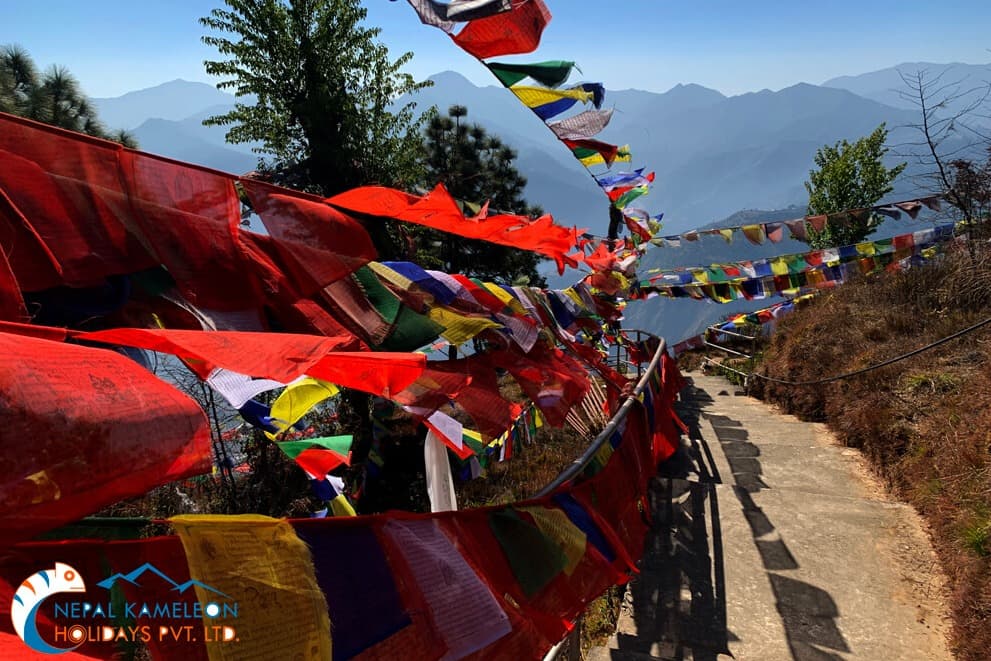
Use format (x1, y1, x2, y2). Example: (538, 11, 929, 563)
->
(455, 426, 592, 508)
(752, 243, 991, 660)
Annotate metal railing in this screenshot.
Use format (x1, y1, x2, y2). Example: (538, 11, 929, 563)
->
(538, 332, 667, 660)
(534, 334, 666, 499)
(701, 323, 761, 391)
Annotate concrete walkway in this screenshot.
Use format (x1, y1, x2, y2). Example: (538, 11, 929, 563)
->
(588, 372, 952, 661)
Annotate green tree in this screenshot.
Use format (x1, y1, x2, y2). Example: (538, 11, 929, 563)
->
(419, 105, 547, 286)
(0, 45, 137, 147)
(201, 0, 430, 196)
(201, 0, 440, 516)
(804, 123, 906, 248)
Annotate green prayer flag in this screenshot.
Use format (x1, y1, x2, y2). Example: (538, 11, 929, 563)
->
(278, 435, 353, 460)
(486, 60, 577, 88)
(614, 185, 649, 210)
(353, 265, 401, 325)
(489, 508, 568, 597)
(380, 306, 446, 352)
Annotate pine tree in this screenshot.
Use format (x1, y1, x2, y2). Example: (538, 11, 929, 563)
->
(0, 45, 137, 146)
(419, 105, 547, 286)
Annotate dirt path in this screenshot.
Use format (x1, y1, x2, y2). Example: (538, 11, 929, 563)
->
(588, 372, 952, 660)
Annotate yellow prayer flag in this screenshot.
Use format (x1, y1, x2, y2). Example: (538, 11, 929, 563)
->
(266, 377, 339, 441)
(855, 242, 876, 256)
(330, 495, 356, 517)
(520, 506, 587, 576)
(562, 288, 585, 309)
(579, 146, 632, 167)
(741, 224, 765, 245)
(367, 261, 416, 292)
(427, 307, 501, 345)
(770, 258, 790, 276)
(481, 281, 528, 316)
(171, 515, 332, 661)
(510, 86, 594, 109)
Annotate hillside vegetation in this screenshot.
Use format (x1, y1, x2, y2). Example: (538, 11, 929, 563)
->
(749, 243, 991, 660)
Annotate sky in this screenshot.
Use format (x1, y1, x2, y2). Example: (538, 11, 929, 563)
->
(3, 0, 991, 99)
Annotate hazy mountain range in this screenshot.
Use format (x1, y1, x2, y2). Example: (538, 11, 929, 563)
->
(90, 61, 990, 341)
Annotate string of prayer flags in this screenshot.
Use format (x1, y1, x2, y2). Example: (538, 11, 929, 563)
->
(5, 345, 686, 659)
(397, 0, 661, 277)
(669, 294, 819, 355)
(644, 223, 957, 286)
(717, 293, 818, 331)
(653, 194, 946, 249)
(637, 224, 955, 304)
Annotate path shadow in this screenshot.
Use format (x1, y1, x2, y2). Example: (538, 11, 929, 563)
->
(705, 402, 850, 660)
(614, 379, 731, 660)
(612, 377, 852, 660)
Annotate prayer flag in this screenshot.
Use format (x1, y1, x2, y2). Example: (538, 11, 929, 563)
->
(485, 60, 576, 88)
(405, 0, 512, 32)
(172, 515, 332, 661)
(547, 109, 614, 140)
(265, 376, 340, 439)
(278, 436, 352, 477)
(452, 0, 551, 59)
(0, 332, 211, 543)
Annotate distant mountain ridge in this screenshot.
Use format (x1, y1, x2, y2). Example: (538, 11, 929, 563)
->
(823, 61, 991, 115)
(86, 62, 988, 340)
(88, 63, 989, 236)
(91, 79, 239, 130)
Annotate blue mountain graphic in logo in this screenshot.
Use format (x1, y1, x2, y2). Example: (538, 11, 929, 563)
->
(97, 563, 179, 589)
(97, 563, 229, 598)
(172, 579, 230, 599)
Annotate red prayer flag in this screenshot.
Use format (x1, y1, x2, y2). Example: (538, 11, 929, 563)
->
(0, 250, 25, 322)
(328, 184, 580, 265)
(76, 328, 423, 397)
(0, 332, 211, 542)
(451, 0, 552, 59)
(0, 113, 157, 288)
(242, 180, 376, 295)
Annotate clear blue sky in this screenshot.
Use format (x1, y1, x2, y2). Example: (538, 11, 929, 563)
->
(4, 0, 990, 98)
